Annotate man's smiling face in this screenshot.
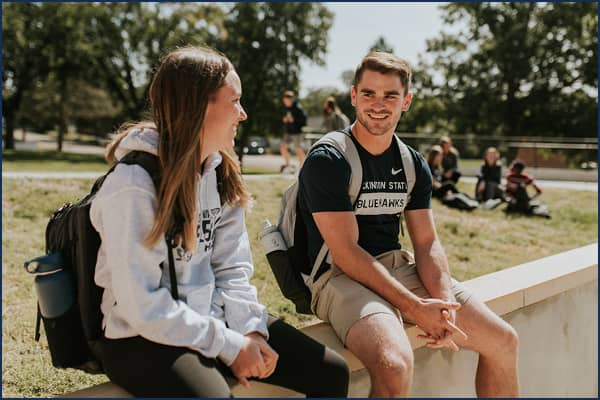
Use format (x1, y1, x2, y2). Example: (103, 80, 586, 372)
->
(351, 69, 412, 137)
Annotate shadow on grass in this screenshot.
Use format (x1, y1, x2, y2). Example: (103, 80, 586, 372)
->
(2, 150, 106, 164)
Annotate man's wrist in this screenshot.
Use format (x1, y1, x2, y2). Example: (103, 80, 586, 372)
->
(397, 293, 422, 317)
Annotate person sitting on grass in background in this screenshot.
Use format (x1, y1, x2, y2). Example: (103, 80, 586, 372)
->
(475, 147, 504, 209)
(505, 159, 543, 214)
(90, 46, 349, 398)
(438, 135, 461, 183)
(426, 145, 478, 211)
(427, 145, 459, 199)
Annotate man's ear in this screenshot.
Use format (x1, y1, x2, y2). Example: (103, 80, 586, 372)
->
(402, 92, 413, 112)
(350, 85, 357, 107)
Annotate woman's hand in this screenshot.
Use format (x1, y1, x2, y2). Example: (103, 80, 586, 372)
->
(246, 332, 279, 379)
(230, 333, 279, 387)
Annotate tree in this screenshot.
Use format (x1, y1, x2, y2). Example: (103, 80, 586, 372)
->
(85, 3, 226, 121)
(38, 3, 97, 151)
(18, 78, 121, 136)
(3, 3, 333, 155)
(2, 3, 48, 149)
(369, 36, 395, 53)
(340, 69, 355, 89)
(3, 3, 226, 150)
(219, 3, 333, 158)
(417, 2, 597, 138)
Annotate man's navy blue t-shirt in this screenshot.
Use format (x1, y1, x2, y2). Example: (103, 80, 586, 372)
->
(297, 128, 432, 279)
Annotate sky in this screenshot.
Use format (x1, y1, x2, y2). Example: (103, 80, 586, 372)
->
(299, 2, 448, 96)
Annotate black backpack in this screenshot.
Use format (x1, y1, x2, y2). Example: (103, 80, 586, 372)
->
(441, 192, 479, 211)
(24, 151, 179, 373)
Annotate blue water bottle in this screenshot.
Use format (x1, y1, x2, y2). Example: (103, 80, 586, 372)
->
(24, 252, 91, 369)
(24, 252, 75, 323)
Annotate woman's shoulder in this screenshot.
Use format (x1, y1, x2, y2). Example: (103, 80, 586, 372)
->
(97, 162, 157, 199)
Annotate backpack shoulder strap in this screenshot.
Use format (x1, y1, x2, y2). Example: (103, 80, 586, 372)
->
(393, 135, 416, 199)
(307, 130, 363, 282)
(118, 151, 161, 188)
(116, 151, 179, 300)
(310, 130, 362, 203)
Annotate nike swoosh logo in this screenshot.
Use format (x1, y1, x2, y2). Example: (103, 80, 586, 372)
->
(391, 168, 403, 175)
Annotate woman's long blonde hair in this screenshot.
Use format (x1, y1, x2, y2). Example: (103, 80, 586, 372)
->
(106, 46, 249, 252)
(426, 144, 444, 170)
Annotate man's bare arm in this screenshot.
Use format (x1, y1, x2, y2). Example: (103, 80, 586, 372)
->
(404, 208, 467, 347)
(404, 208, 454, 303)
(312, 211, 463, 339)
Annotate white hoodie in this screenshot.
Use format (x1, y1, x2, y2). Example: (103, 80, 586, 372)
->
(90, 128, 269, 366)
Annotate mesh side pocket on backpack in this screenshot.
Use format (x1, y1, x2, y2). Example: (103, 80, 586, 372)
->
(41, 302, 95, 369)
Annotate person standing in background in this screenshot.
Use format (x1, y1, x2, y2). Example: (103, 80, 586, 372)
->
(280, 90, 307, 173)
(322, 96, 350, 132)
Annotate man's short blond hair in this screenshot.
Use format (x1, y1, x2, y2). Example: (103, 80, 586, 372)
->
(354, 51, 412, 93)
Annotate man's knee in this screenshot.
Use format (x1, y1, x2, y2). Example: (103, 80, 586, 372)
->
(499, 323, 519, 352)
(377, 346, 414, 378)
(344, 312, 415, 396)
(485, 319, 519, 357)
(368, 345, 414, 397)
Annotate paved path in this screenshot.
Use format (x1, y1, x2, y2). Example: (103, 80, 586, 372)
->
(6, 133, 597, 190)
(459, 176, 597, 192)
(10, 134, 598, 182)
(3, 171, 597, 191)
(241, 155, 598, 183)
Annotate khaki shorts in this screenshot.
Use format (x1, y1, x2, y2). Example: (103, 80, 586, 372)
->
(282, 133, 304, 148)
(310, 249, 473, 345)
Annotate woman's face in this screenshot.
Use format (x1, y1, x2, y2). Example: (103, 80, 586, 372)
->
(202, 70, 247, 156)
(485, 150, 498, 165)
(434, 152, 443, 166)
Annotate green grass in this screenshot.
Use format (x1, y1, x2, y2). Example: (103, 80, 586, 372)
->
(2, 150, 109, 173)
(460, 158, 484, 168)
(240, 166, 279, 175)
(2, 176, 597, 397)
(3, 150, 275, 175)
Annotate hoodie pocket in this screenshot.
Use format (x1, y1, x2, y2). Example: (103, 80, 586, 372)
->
(187, 283, 215, 316)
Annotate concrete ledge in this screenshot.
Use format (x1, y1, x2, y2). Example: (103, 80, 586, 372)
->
(63, 382, 131, 398)
(62, 243, 598, 397)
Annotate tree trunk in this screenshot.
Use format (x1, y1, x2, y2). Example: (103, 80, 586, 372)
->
(3, 111, 16, 150)
(57, 76, 68, 152)
(236, 147, 244, 170)
(3, 93, 22, 151)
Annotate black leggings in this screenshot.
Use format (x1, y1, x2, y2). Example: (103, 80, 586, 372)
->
(98, 318, 349, 398)
(433, 181, 459, 199)
(477, 180, 504, 201)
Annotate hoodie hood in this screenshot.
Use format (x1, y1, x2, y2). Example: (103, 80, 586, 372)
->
(114, 128, 160, 161)
(114, 127, 223, 173)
